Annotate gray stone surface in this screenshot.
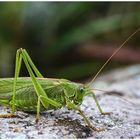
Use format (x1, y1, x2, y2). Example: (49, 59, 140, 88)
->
(0, 65, 140, 138)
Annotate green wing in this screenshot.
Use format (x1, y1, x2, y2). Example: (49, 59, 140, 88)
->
(0, 77, 53, 100)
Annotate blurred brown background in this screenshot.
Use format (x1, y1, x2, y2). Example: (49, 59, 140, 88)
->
(0, 2, 140, 81)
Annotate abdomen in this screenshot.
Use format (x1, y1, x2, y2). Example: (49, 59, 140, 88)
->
(0, 78, 65, 113)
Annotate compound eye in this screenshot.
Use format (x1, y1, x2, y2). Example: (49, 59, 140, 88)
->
(80, 87, 84, 93)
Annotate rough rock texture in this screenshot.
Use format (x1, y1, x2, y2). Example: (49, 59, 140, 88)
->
(0, 64, 140, 139)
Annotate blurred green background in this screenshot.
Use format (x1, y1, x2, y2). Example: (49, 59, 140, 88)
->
(0, 2, 140, 81)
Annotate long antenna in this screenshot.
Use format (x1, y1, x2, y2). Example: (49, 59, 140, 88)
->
(87, 28, 140, 87)
(90, 88, 140, 108)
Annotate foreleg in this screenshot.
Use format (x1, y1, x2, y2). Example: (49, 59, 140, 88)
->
(66, 102, 105, 132)
(92, 93, 111, 115)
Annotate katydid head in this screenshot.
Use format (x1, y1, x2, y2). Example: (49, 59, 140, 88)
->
(63, 80, 94, 105)
(69, 85, 97, 105)
(61, 79, 88, 105)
